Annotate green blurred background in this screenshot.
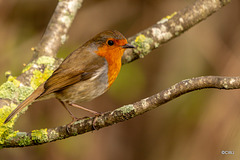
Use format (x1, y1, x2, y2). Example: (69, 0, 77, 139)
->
(1, 0, 240, 160)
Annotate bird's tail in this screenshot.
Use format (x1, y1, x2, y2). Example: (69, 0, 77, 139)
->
(4, 83, 45, 124)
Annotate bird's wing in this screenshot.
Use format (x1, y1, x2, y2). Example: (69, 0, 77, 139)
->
(41, 49, 106, 96)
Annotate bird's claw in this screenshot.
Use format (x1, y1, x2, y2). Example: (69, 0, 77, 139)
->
(66, 113, 102, 134)
(66, 116, 78, 134)
(92, 113, 102, 130)
(66, 116, 90, 134)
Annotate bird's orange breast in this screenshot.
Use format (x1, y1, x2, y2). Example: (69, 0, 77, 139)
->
(95, 41, 126, 87)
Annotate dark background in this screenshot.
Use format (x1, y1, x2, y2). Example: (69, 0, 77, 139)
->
(1, 0, 240, 160)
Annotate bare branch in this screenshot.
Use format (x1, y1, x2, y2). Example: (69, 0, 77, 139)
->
(33, 0, 83, 59)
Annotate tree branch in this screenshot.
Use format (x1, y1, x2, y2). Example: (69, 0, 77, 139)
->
(2, 76, 240, 147)
(33, 0, 83, 59)
(123, 0, 231, 64)
(0, 0, 233, 148)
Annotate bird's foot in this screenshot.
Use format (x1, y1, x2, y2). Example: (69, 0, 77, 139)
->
(92, 112, 101, 130)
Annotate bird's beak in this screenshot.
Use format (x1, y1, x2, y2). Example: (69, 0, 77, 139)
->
(122, 43, 135, 49)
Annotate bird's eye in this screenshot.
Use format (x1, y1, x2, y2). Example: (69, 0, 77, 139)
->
(107, 40, 114, 46)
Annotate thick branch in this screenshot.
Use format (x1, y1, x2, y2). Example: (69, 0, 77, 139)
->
(33, 0, 83, 59)
(2, 76, 240, 147)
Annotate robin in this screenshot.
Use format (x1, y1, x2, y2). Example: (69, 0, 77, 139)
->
(4, 30, 135, 128)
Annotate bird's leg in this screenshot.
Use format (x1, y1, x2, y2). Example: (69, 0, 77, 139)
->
(68, 102, 101, 130)
(58, 100, 79, 133)
(59, 100, 78, 121)
(68, 103, 101, 116)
